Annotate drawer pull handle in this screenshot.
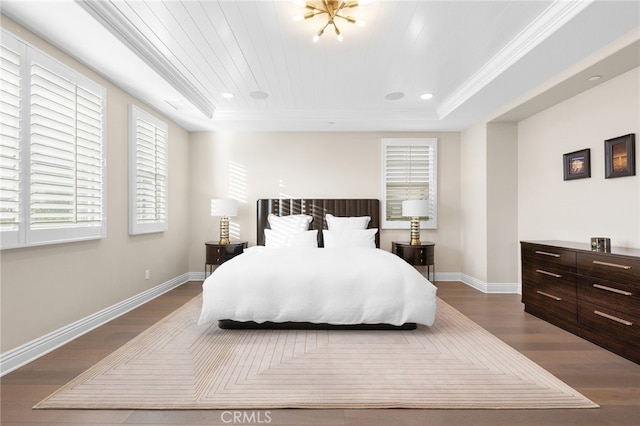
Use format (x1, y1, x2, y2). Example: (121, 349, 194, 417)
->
(536, 290, 562, 301)
(535, 250, 561, 258)
(536, 269, 562, 278)
(593, 284, 632, 296)
(593, 310, 633, 326)
(592, 260, 632, 270)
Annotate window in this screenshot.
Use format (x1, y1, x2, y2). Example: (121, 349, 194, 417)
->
(0, 32, 106, 249)
(381, 138, 437, 229)
(0, 34, 22, 247)
(128, 105, 167, 235)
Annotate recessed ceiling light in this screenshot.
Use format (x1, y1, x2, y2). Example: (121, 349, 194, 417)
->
(588, 75, 602, 82)
(221, 92, 234, 99)
(385, 92, 404, 101)
(420, 93, 434, 100)
(250, 90, 269, 100)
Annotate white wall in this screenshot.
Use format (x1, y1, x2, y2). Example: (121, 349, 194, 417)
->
(460, 123, 488, 283)
(487, 123, 519, 284)
(188, 131, 462, 276)
(0, 16, 191, 353)
(518, 68, 640, 248)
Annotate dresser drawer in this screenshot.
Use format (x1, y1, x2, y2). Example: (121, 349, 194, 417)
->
(577, 252, 640, 285)
(522, 289, 577, 320)
(392, 243, 434, 266)
(522, 275, 577, 319)
(522, 261, 576, 290)
(522, 244, 576, 270)
(522, 278, 576, 302)
(577, 276, 639, 318)
(402, 246, 432, 265)
(578, 300, 640, 343)
(205, 242, 246, 264)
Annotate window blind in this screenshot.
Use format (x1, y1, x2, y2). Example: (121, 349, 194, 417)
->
(0, 40, 22, 235)
(381, 138, 437, 229)
(30, 59, 104, 232)
(0, 31, 106, 249)
(129, 105, 168, 235)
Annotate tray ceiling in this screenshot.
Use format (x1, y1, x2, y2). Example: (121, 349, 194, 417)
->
(2, 1, 639, 132)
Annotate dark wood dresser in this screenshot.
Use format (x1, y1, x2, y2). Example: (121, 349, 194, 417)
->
(521, 240, 640, 364)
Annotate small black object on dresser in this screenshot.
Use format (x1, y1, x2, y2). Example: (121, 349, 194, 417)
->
(521, 240, 640, 364)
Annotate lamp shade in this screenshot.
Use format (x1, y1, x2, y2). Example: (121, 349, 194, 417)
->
(402, 200, 429, 217)
(210, 198, 238, 217)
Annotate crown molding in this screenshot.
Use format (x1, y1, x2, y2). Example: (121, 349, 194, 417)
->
(77, 0, 215, 119)
(437, 0, 593, 120)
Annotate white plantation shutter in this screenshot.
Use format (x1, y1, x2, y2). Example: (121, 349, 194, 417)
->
(0, 31, 106, 249)
(75, 87, 104, 225)
(129, 105, 168, 235)
(381, 138, 437, 229)
(0, 37, 23, 248)
(28, 51, 105, 244)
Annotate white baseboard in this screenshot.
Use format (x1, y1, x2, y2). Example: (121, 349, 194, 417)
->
(459, 273, 520, 294)
(0, 273, 190, 377)
(418, 271, 519, 294)
(190, 271, 206, 281)
(432, 272, 462, 282)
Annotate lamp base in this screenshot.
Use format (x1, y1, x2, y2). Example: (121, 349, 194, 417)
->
(409, 217, 421, 245)
(219, 216, 230, 245)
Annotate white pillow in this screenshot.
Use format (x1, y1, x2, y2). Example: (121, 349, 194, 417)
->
(325, 213, 371, 231)
(267, 214, 313, 233)
(265, 229, 318, 248)
(323, 229, 378, 248)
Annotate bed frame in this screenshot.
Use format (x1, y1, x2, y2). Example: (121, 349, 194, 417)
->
(256, 198, 381, 248)
(218, 198, 417, 330)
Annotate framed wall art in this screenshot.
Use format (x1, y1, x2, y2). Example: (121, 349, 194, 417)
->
(563, 148, 591, 181)
(605, 133, 636, 178)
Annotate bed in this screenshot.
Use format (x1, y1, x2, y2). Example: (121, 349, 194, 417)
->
(198, 199, 437, 329)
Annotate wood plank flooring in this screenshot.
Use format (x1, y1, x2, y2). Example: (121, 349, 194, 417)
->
(2, 281, 639, 425)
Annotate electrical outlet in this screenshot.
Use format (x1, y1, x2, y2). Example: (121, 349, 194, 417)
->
(145, 270, 150, 280)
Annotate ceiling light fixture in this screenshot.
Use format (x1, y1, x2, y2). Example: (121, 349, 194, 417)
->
(293, 0, 366, 42)
(385, 92, 404, 101)
(249, 90, 269, 100)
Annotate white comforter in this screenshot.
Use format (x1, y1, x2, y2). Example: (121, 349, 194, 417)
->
(198, 246, 437, 326)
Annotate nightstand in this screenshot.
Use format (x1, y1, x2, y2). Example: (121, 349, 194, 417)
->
(392, 241, 435, 281)
(204, 241, 247, 278)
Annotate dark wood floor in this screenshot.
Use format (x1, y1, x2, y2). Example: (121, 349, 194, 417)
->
(2, 281, 639, 425)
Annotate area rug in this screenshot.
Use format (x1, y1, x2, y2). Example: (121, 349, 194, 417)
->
(34, 295, 597, 410)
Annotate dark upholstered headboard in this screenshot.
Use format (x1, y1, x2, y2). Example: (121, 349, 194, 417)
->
(257, 199, 380, 248)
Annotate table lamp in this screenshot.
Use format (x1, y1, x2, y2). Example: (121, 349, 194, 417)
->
(402, 200, 429, 245)
(211, 198, 238, 244)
